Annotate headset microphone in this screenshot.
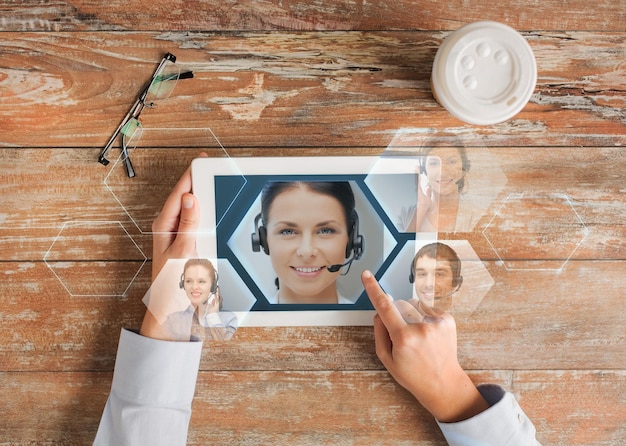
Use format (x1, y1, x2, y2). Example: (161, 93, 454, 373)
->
(326, 246, 363, 274)
(435, 281, 463, 299)
(326, 263, 344, 273)
(412, 283, 462, 320)
(327, 258, 354, 273)
(413, 278, 463, 303)
(254, 206, 365, 274)
(180, 268, 219, 305)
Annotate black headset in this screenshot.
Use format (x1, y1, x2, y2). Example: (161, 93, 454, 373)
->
(179, 269, 219, 294)
(418, 156, 427, 175)
(409, 251, 463, 289)
(251, 211, 364, 261)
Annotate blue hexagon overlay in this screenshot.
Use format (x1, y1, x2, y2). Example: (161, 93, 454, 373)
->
(227, 179, 392, 305)
(192, 154, 499, 325)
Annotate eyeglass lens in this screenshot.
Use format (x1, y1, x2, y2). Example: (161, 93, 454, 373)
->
(119, 60, 182, 177)
(145, 62, 181, 105)
(98, 53, 193, 177)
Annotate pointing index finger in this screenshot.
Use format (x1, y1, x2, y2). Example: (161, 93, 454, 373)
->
(361, 270, 406, 330)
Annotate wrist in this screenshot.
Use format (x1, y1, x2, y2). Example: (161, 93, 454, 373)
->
(140, 311, 178, 341)
(414, 365, 489, 423)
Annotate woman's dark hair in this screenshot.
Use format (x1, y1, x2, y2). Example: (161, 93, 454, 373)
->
(261, 181, 356, 230)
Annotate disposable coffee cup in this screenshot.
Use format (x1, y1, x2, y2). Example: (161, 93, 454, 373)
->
(431, 21, 537, 125)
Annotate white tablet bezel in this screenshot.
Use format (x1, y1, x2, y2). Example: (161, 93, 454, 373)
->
(191, 155, 427, 326)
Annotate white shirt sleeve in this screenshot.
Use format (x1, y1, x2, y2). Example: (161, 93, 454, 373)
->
(95, 330, 539, 445)
(93, 329, 203, 446)
(437, 384, 540, 445)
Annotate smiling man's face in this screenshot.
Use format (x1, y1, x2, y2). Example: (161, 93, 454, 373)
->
(412, 255, 456, 307)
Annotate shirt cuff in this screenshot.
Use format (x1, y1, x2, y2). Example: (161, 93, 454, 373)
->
(111, 328, 203, 407)
(437, 384, 537, 446)
(205, 313, 223, 326)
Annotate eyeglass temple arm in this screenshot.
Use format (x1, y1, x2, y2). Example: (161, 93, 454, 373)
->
(122, 144, 136, 178)
(98, 95, 146, 165)
(97, 53, 178, 166)
(179, 70, 194, 80)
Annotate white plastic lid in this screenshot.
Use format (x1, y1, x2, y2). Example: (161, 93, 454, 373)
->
(431, 21, 537, 125)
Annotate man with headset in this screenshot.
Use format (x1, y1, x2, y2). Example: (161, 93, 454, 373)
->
(94, 160, 539, 445)
(408, 242, 463, 319)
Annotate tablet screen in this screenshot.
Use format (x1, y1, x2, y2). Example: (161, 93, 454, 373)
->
(191, 155, 432, 326)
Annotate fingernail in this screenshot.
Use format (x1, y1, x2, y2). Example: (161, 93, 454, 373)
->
(362, 270, 372, 279)
(183, 195, 194, 209)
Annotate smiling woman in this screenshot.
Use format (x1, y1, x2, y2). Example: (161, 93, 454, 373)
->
(143, 258, 238, 341)
(406, 146, 473, 233)
(252, 181, 363, 304)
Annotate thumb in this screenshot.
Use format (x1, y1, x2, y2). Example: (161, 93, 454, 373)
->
(170, 193, 200, 258)
(178, 193, 199, 233)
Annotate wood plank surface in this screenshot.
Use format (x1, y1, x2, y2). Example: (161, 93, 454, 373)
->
(1, 370, 624, 445)
(2, 147, 625, 255)
(1, 0, 624, 32)
(1, 32, 624, 148)
(1, 0, 624, 444)
(2, 259, 624, 372)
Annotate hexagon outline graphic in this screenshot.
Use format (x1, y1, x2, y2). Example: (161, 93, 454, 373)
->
(379, 239, 494, 315)
(103, 127, 240, 234)
(382, 130, 509, 234)
(190, 154, 495, 325)
(43, 220, 147, 297)
(227, 178, 387, 304)
(142, 258, 253, 340)
(482, 193, 590, 271)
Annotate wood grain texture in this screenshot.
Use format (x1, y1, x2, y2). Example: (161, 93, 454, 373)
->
(2, 147, 625, 256)
(1, 32, 624, 148)
(1, 0, 625, 444)
(1, 370, 624, 445)
(1, 0, 624, 32)
(1, 259, 624, 373)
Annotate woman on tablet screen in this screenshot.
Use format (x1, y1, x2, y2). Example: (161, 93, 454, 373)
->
(251, 181, 364, 304)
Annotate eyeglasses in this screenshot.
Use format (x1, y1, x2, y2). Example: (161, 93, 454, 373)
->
(98, 53, 194, 177)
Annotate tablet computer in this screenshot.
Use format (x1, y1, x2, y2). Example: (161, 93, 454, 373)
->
(191, 155, 429, 326)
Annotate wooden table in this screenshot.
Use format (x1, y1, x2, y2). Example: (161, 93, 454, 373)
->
(1, 1, 624, 444)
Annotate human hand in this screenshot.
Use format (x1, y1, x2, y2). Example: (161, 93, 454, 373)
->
(150, 153, 207, 280)
(362, 270, 488, 423)
(141, 154, 206, 339)
(206, 290, 220, 314)
(407, 173, 434, 232)
(416, 173, 433, 213)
